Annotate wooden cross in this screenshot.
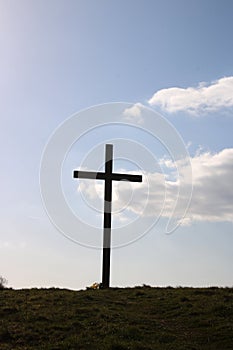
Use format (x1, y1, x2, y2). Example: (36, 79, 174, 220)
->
(73, 144, 142, 288)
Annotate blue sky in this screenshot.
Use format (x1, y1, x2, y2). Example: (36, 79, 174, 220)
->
(0, 0, 233, 289)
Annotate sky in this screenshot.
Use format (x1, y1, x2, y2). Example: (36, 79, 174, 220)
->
(0, 0, 233, 289)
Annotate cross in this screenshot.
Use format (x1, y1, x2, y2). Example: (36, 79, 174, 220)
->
(73, 144, 142, 288)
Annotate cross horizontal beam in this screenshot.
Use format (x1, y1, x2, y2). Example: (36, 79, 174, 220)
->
(73, 170, 142, 182)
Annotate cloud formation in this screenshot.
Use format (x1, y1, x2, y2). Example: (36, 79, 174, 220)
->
(78, 148, 233, 225)
(148, 76, 233, 114)
(123, 103, 144, 124)
(185, 148, 233, 223)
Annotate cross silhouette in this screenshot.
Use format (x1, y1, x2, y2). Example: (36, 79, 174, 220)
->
(73, 144, 142, 288)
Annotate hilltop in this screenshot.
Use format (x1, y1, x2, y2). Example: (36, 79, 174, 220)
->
(1, 286, 233, 349)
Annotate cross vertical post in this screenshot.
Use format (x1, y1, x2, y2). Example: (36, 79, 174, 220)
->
(102, 144, 113, 288)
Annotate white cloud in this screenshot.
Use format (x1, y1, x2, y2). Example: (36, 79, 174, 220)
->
(148, 76, 233, 114)
(123, 103, 144, 124)
(78, 148, 233, 225)
(185, 148, 233, 223)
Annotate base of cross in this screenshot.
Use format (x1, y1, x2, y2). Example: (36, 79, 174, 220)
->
(86, 282, 106, 290)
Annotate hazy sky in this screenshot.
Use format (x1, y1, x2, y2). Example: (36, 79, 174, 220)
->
(0, 0, 233, 289)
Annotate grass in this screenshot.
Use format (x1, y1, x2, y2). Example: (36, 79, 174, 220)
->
(0, 286, 233, 349)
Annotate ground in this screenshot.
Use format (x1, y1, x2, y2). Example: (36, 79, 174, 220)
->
(0, 286, 233, 349)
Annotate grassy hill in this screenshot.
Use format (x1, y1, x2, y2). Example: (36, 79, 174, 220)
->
(1, 286, 233, 349)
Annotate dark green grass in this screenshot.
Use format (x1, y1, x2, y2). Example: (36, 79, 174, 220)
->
(1, 287, 233, 349)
